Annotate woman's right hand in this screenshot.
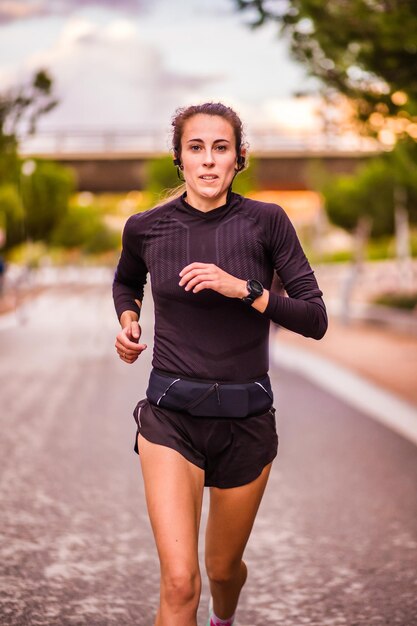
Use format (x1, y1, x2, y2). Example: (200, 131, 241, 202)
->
(115, 312, 147, 364)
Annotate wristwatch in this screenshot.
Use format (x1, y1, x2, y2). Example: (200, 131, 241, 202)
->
(242, 279, 264, 305)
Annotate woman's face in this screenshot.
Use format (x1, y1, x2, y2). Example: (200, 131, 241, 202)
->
(180, 114, 239, 210)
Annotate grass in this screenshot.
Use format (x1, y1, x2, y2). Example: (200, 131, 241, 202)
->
(372, 292, 417, 311)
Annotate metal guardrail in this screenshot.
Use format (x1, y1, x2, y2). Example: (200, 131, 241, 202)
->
(20, 127, 381, 156)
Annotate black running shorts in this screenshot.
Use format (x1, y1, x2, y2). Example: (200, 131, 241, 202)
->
(132, 399, 279, 489)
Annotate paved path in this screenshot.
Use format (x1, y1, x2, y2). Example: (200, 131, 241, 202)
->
(274, 319, 417, 408)
(0, 284, 416, 625)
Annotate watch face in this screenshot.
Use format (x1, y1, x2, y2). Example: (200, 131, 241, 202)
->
(248, 279, 263, 297)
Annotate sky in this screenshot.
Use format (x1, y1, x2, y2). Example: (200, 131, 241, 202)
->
(0, 0, 321, 147)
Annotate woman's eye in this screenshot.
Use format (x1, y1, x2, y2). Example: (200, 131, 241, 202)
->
(190, 145, 201, 151)
(216, 145, 227, 151)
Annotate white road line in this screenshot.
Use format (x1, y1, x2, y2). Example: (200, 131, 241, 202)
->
(272, 342, 417, 447)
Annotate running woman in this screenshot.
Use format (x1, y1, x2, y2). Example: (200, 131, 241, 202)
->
(113, 102, 327, 626)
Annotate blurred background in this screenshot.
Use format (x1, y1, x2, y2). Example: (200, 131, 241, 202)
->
(1, 0, 417, 319)
(1, 1, 416, 625)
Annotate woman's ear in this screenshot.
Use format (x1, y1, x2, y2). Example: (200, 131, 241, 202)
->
(236, 148, 247, 171)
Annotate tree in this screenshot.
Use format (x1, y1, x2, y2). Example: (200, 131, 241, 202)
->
(0, 70, 67, 249)
(234, 0, 417, 134)
(0, 69, 58, 141)
(21, 160, 75, 242)
(0, 119, 19, 188)
(51, 204, 119, 254)
(322, 138, 417, 236)
(0, 69, 58, 187)
(145, 156, 182, 199)
(0, 184, 25, 248)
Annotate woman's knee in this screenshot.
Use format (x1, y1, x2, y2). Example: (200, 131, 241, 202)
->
(161, 566, 201, 608)
(205, 556, 242, 586)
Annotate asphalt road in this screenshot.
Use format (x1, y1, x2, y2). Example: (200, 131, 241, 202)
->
(0, 282, 416, 626)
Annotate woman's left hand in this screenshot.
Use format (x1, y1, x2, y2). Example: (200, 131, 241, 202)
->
(179, 262, 247, 299)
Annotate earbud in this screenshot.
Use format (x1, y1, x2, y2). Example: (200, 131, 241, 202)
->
(173, 154, 185, 180)
(236, 154, 245, 170)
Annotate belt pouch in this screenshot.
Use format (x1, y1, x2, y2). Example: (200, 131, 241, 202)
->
(146, 369, 273, 418)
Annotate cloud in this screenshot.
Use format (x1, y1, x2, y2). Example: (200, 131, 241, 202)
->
(0, 1, 48, 24)
(0, 0, 154, 25)
(21, 17, 215, 132)
(1, 0, 316, 141)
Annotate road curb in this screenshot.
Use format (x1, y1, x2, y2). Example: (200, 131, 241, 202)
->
(272, 341, 417, 447)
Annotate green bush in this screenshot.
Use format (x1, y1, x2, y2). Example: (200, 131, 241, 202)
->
(0, 183, 25, 248)
(52, 205, 119, 253)
(319, 249, 354, 263)
(6, 240, 49, 268)
(366, 237, 394, 260)
(323, 161, 398, 237)
(232, 158, 258, 196)
(373, 292, 417, 310)
(322, 139, 417, 238)
(21, 159, 75, 242)
(145, 156, 181, 197)
(83, 223, 120, 254)
(51, 205, 97, 248)
(0, 135, 20, 187)
(410, 230, 417, 257)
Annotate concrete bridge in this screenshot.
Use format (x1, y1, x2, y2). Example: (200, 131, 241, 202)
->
(21, 128, 381, 192)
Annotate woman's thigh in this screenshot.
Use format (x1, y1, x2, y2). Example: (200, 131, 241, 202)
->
(138, 434, 205, 573)
(205, 463, 272, 572)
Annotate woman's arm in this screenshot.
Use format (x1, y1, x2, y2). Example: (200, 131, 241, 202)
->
(112, 215, 148, 321)
(113, 215, 149, 363)
(255, 289, 327, 340)
(178, 204, 327, 340)
(178, 262, 327, 340)
(263, 205, 327, 339)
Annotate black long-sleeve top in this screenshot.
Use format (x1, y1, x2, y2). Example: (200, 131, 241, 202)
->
(113, 192, 327, 382)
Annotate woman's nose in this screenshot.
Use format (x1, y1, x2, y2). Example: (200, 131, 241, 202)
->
(203, 150, 215, 165)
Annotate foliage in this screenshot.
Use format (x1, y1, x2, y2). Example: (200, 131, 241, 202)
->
(0, 69, 58, 139)
(234, 0, 417, 132)
(372, 292, 417, 310)
(83, 225, 120, 254)
(6, 240, 50, 269)
(0, 70, 68, 252)
(75, 191, 153, 216)
(21, 160, 75, 242)
(51, 205, 119, 253)
(0, 69, 58, 188)
(0, 135, 19, 187)
(365, 236, 394, 261)
(233, 158, 259, 196)
(323, 163, 395, 236)
(322, 139, 417, 237)
(411, 230, 417, 257)
(317, 249, 354, 264)
(0, 184, 25, 248)
(145, 156, 182, 197)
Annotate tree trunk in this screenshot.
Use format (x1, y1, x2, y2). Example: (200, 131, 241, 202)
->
(340, 216, 372, 324)
(394, 186, 412, 292)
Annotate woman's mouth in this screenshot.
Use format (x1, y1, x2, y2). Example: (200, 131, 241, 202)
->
(199, 175, 218, 181)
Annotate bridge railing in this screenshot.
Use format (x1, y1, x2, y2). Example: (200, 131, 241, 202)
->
(20, 127, 381, 156)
